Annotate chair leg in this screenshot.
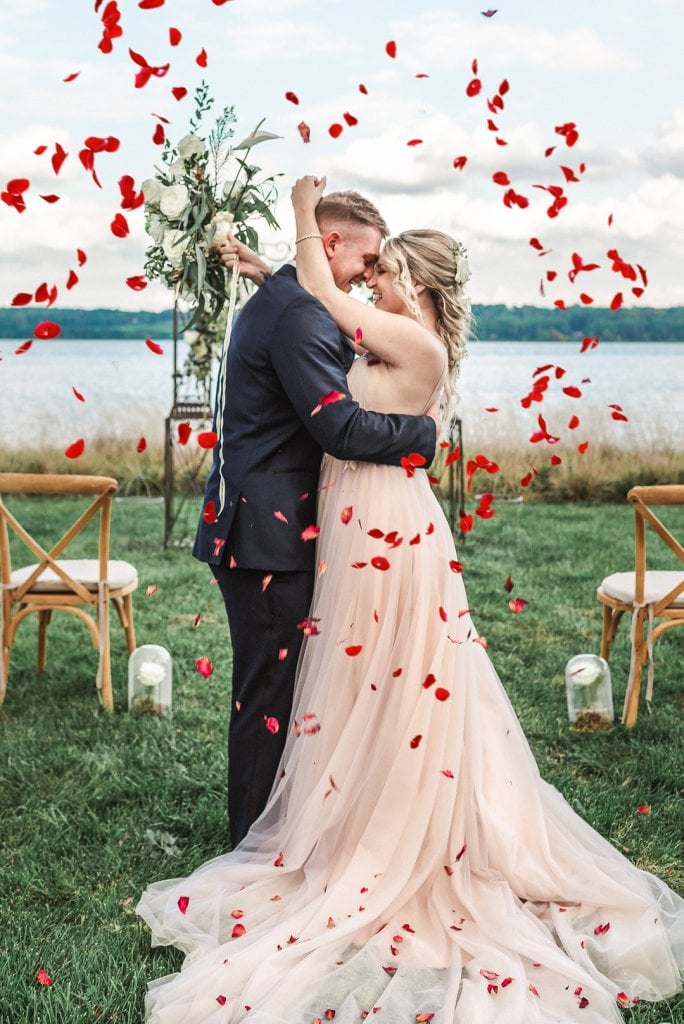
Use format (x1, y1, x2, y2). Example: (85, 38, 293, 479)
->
(600, 604, 613, 659)
(622, 609, 645, 729)
(0, 643, 9, 705)
(37, 610, 51, 673)
(123, 592, 136, 653)
(113, 594, 137, 654)
(98, 592, 114, 713)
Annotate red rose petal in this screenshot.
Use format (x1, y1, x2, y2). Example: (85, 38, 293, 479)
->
(65, 438, 85, 459)
(34, 320, 61, 339)
(197, 431, 218, 449)
(195, 656, 213, 678)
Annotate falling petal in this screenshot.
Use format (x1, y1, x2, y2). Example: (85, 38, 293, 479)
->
(126, 275, 148, 291)
(195, 657, 213, 678)
(33, 320, 61, 339)
(65, 438, 85, 459)
(197, 431, 218, 449)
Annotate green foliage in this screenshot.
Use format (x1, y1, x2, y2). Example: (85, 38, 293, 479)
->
(0, 499, 682, 1021)
(1, 305, 683, 341)
(471, 303, 684, 341)
(0, 308, 174, 340)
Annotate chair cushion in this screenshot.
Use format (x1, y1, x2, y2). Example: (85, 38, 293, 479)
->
(10, 559, 138, 593)
(598, 570, 684, 607)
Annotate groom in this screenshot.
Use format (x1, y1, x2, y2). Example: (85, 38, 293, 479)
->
(194, 189, 438, 847)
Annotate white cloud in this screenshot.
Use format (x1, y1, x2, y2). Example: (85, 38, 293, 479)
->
(390, 14, 639, 75)
(643, 106, 684, 177)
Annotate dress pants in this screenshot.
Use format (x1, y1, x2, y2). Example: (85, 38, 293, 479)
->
(211, 563, 315, 847)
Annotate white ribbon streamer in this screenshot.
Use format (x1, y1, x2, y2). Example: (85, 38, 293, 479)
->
(216, 264, 240, 517)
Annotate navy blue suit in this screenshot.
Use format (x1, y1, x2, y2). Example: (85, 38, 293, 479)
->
(194, 264, 436, 844)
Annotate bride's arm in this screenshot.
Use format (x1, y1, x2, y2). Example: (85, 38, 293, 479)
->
(291, 177, 444, 375)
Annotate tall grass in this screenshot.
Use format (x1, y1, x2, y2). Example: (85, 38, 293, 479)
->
(2, 429, 682, 504)
(0, 497, 682, 1022)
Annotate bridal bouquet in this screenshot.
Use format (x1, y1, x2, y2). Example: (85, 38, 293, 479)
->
(142, 82, 281, 333)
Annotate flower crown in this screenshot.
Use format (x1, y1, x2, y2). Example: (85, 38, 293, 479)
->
(453, 241, 471, 288)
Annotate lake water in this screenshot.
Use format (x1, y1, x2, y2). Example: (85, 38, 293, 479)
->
(0, 338, 682, 451)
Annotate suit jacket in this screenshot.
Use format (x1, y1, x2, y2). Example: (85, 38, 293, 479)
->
(193, 264, 436, 572)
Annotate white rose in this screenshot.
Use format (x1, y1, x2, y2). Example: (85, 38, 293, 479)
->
(160, 184, 190, 220)
(167, 157, 186, 180)
(162, 229, 186, 267)
(177, 133, 205, 160)
(137, 661, 165, 687)
(184, 329, 199, 345)
(146, 213, 165, 244)
(142, 178, 162, 205)
(222, 157, 248, 195)
(210, 209, 235, 246)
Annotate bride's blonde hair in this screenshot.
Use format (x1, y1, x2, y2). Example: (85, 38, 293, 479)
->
(379, 229, 472, 434)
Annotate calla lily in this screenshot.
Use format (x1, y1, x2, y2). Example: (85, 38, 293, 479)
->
(233, 129, 282, 152)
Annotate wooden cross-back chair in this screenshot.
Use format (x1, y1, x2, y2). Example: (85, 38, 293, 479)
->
(0, 473, 138, 712)
(597, 484, 684, 728)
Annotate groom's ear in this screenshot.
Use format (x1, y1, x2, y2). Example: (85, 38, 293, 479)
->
(322, 231, 340, 259)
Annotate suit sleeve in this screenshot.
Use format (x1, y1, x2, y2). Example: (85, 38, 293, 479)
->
(270, 296, 436, 466)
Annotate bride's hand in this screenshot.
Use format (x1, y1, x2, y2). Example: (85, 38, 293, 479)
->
(291, 175, 326, 214)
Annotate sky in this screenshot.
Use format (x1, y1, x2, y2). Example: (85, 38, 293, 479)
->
(1, 0, 683, 314)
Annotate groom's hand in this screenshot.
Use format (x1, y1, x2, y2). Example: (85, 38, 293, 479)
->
(217, 238, 272, 286)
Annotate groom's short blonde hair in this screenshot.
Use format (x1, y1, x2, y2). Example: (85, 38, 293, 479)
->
(316, 191, 389, 238)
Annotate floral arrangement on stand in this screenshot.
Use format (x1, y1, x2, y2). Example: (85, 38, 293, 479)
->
(142, 81, 281, 400)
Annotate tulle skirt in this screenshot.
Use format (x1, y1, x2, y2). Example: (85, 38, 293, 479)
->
(137, 455, 683, 1023)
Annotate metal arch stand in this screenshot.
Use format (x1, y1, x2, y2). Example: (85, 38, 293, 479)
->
(163, 302, 213, 549)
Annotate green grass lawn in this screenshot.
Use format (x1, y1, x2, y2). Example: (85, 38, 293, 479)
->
(1, 496, 682, 1023)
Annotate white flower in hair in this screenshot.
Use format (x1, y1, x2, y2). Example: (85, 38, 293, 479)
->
(453, 241, 471, 287)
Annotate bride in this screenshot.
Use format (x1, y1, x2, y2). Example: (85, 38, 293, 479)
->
(137, 177, 683, 1022)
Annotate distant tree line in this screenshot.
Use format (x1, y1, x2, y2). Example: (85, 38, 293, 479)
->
(0, 304, 682, 342)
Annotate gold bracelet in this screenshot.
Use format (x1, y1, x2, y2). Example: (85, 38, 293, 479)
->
(295, 232, 323, 244)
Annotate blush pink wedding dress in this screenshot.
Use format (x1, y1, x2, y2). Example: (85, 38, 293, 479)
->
(137, 355, 683, 1023)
